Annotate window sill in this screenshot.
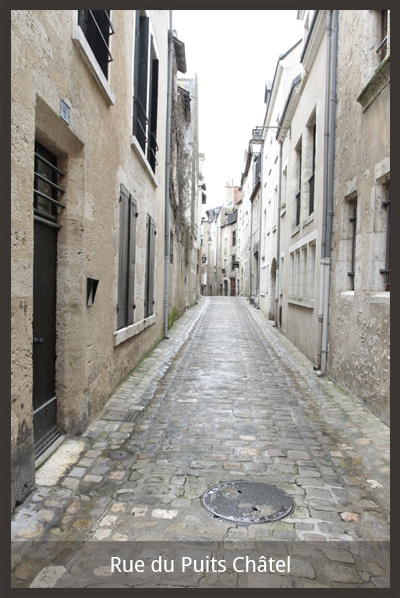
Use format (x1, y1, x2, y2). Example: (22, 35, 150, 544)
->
(370, 292, 390, 305)
(280, 208, 286, 217)
(272, 225, 276, 233)
(130, 136, 159, 188)
(357, 54, 390, 112)
(288, 297, 314, 309)
(114, 314, 157, 347)
(340, 290, 355, 302)
(291, 225, 300, 237)
(72, 25, 115, 106)
(302, 213, 314, 228)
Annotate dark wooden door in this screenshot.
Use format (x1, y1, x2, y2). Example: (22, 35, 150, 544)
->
(230, 278, 236, 296)
(33, 220, 58, 458)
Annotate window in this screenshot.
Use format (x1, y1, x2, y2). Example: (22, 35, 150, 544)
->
(170, 230, 174, 265)
(144, 214, 156, 318)
(379, 184, 390, 290)
(117, 185, 137, 330)
(295, 141, 302, 227)
(309, 124, 316, 215)
(377, 10, 388, 62)
(347, 199, 357, 290)
(133, 11, 159, 172)
(232, 230, 236, 247)
(289, 237, 316, 306)
(78, 11, 114, 78)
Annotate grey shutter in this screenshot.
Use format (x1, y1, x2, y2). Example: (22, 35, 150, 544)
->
(144, 214, 150, 318)
(117, 185, 130, 329)
(127, 195, 137, 325)
(148, 217, 156, 316)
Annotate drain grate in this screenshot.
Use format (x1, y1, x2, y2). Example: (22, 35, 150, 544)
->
(103, 410, 140, 422)
(202, 481, 294, 524)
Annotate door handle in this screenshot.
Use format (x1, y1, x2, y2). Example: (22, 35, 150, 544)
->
(33, 337, 44, 346)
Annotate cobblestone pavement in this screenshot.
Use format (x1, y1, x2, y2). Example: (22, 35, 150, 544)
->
(11, 297, 390, 590)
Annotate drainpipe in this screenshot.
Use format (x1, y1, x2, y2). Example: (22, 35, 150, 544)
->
(249, 196, 253, 298)
(163, 10, 173, 339)
(257, 145, 264, 308)
(320, 10, 338, 374)
(315, 9, 332, 370)
(275, 141, 283, 326)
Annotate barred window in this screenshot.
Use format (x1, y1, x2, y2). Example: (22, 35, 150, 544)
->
(78, 11, 114, 79)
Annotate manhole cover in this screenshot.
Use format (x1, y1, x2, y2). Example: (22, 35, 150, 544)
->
(108, 450, 133, 460)
(202, 481, 294, 524)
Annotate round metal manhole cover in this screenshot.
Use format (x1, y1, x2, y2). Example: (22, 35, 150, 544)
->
(108, 449, 133, 460)
(202, 481, 294, 524)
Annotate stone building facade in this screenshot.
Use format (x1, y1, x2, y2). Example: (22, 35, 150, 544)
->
(237, 9, 390, 424)
(11, 9, 201, 510)
(327, 10, 390, 424)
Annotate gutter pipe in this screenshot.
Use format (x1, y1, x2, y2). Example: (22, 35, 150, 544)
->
(164, 10, 173, 339)
(315, 9, 332, 370)
(320, 9, 338, 373)
(275, 141, 283, 325)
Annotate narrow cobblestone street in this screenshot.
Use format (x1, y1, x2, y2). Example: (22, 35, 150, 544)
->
(11, 297, 390, 589)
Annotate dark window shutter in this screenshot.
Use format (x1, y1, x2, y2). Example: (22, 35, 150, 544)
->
(93, 10, 110, 78)
(148, 39, 159, 171)
(117, 186, 130, 329)
(133, 11, 141, 137)
(137, 16, 149, 151)
(127, 195, 137, 325)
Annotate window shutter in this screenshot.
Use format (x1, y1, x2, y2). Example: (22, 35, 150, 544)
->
(148, 217, 156, 316)
(137, 15, 149, 151)
(118, 186, 130, 329)
(128, 195, 137, 325)
(148, 38, 159, 171)
(133, 11, 140, 137)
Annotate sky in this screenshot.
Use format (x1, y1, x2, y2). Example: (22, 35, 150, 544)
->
(172, 10, 304, 210)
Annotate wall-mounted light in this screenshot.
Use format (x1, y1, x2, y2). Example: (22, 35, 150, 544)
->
(87, 277, 99, 306)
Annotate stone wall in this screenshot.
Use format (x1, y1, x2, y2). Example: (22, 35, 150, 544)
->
(328, 10, 390, 424)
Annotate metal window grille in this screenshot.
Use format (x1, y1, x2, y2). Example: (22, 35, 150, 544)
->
(379, 188, 390, 290)
(34, 141, 65, 222)
(78, 11, 114, 79)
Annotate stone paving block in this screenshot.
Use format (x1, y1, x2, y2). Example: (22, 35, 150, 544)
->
(11, 298, 391, 589)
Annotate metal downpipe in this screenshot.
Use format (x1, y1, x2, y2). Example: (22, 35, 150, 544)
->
(275, 141, 283, 326)
(320, 9, 338, 374)
(315, 9, 332, 371)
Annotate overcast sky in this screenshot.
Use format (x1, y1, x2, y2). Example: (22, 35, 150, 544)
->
(172, 10, 304, 210)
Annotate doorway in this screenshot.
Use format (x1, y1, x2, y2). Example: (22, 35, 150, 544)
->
(32, 141, 63, 458)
